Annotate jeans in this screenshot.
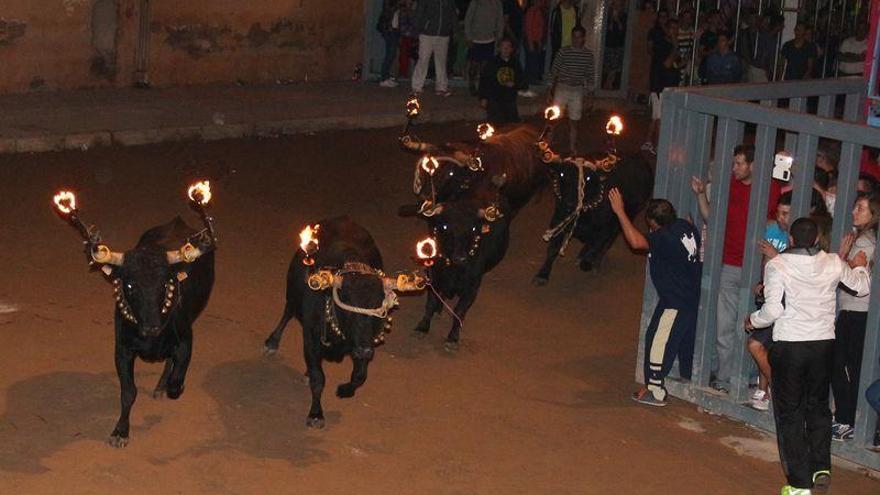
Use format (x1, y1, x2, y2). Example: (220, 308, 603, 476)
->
(525, 46, 545, 85)
(867, 378, 880, 414)
(381, 31, 400, 80)
(713, 264, 741, 390)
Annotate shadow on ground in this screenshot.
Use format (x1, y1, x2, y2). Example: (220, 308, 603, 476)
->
(0, 371, 118, 472)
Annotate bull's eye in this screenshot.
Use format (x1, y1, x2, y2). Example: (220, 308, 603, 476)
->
(442, 224, 448, 230)
(448, 171, 454, 176)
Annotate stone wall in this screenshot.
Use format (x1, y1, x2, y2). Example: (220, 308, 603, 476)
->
(0, 0, 364, 94)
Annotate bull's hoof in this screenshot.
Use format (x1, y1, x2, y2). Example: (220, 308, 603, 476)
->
(336, 383, 356, 398)
(262, 343, 279, 356)
(443, 340, 460, 352)
(411, 328, 429, 339)
(531, 276, 549, 286)
(108, 434, 129, 448)
(578, 259, 594, 272)
(166, 384, 184, 400)
(306, 416, 325, 429)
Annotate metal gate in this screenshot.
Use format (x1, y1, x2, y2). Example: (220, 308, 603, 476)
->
(639, 77, 880, 470)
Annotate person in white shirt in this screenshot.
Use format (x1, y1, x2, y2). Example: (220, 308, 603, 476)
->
(837, 21, 868, 76)
(746, 217, 871, 495)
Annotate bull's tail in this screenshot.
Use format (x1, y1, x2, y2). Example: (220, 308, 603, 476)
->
(263, 301, 296, 355)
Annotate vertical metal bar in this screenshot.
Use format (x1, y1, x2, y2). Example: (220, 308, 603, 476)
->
(689, 0, 702, 86)
(813, 0, 820, 31)
(817, 94, 835, 118)
(784, 97, 807, 154)
(822, 0, 836, 76)
(830, 142, 864, 251)
(733, 0, 743, 51)
(692, 117, 743, 388)
(676, 0, 682, 15)
(844, 91, 867, 122)
(731, 124, 777, 403)
(772, 28, 783, 80)
(653, 91, 683, 197)
(853, 233, 880, 448)
(791, 131, 819, 219)
(840, 0, 849, 31)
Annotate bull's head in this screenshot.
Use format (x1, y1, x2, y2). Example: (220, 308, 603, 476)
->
(53, 182, 216, 338)
(306, 262, 425, 350)
(416, 199, 505, 265)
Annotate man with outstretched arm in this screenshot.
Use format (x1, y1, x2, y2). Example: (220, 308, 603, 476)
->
(745, 217, 871, 495)
(609, 188, 702, 407)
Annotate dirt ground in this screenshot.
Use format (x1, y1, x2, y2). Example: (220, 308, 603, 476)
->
(0, 114, 877, 494)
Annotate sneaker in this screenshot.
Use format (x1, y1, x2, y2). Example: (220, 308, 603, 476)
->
(780, 486, 811, 495)
(631, 390, 667, 407)
(812, 471, 831, 494)
(640, 141, 654, 152)
(831, 423, 854, 441)
(750, 389, 770, 411)
(379, 78, 398, 88)
(709, 381, 729, 395)
(518, 89, 538, 98)
(435, 89, 453, 97)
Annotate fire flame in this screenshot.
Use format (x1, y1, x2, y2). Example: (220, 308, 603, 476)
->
(420, 155, 439, 176)
(477, 123, 495, 141)
(299, 224, 320, 254)
(416, 238, 438, 260)
(53, 190, 77, 214)
(606, 115, 624, 136)
(406, 96, 421, 118)
(544, 106, 561, 121)
(187, 180, 212, 205)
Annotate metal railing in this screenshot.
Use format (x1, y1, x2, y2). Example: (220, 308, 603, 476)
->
(639, 77, 880, 470)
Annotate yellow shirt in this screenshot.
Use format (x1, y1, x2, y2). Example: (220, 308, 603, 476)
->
(561, 6, 576, 48)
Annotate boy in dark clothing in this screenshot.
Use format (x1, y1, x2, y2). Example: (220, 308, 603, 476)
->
(479, 38, 525, 125)
(609, 189, 702, 407)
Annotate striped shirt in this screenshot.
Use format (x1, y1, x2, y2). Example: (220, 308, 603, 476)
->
(551, 46, 595, 88)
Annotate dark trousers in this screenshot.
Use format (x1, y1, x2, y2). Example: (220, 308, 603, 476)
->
(525, 46, 545, 85)
(832, 310, 867, 426)
(643, 305, 697, 400)
(770, 340, 834, 489)
(486, 99, 520, 125)
(381, 31, 400, 80)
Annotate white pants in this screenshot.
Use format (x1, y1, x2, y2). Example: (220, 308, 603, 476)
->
(412, 34, 449, 92)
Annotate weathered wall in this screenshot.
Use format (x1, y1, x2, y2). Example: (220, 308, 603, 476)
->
(0, 0, 364, 94)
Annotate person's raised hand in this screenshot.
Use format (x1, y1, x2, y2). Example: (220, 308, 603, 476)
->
(690, 176, 706, 195)
(760, 239, 779, 260)
(839, 232, 856, 259)
(608, 187, 626, 216)
(850, 250, 868, 269)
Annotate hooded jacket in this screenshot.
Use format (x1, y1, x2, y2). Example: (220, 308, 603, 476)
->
(749, 249, 871, 342)
(414, 0, 457, 37)
(465, 0, 504, 43)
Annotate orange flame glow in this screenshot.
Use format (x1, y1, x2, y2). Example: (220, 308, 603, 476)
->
(477, 123, 495, 141)
(53, 190, 77, 214)
(416, 238, 438, 260)
(544, 106, 561, 121)
(605, 115, 624, 135)
(420, 155, 439, 176)
(406, 96, 421, 118)
(187, 180, 212, 205)
(299, 224, 320, 254)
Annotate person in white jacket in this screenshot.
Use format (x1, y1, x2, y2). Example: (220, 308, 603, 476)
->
(746, 217, 871, 495)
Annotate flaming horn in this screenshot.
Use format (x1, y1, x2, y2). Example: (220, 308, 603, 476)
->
(605, 115, 624, 154)
(52, 190, 122, 267)
(400, 95, 438, 153)
(187, 180, 217, 246)
(299, 224, 320, 266)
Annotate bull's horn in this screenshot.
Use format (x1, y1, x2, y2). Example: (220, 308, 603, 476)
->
(420, 203, 443, 217)
(307, 270, 336, 291)
(384, 272, 427, 292)
(166, 242, 204, 264)
(91, 244, 124, 265)
(400, 134, 437, 153)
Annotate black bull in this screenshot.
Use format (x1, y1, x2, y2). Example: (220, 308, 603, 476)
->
(532, 153, 654, 285)
(100, 217, 215, 448)
(263, 216, 421, 428)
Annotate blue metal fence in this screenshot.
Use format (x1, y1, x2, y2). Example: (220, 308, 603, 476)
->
(639, 78, 880, 470)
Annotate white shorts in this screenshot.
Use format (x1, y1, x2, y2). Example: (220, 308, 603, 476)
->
(650, 92, 662, 120)
(553, 85, 584, 121)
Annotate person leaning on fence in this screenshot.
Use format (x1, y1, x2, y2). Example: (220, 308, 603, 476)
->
(548, 24, 595, 157)
(830, 192, 879, 442)
(608, 189, 702, 408)
(746, 217, 871, 495)
(691, 143, 783, 395)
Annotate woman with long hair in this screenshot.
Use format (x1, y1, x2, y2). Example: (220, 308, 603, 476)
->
(831, 192, 880, 441)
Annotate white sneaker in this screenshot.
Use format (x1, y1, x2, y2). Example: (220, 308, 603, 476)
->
(750, 389, 770, 411)
(379, 78, 398, 88)
(518, 90, 537, 98)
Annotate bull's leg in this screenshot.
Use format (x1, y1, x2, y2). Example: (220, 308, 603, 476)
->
(336, 352, 371, 398)
(152, 358, 173, 399)
(578, 224, 620, 272)
(164, 339, 192, 400)
(304, 344, 326, 428)
(444, 284, 481, 351)
(532, 232, 568, 286)
(263, 300, 295, 355)
(109, 347, 136, 448)
(413, 289, 443, 335)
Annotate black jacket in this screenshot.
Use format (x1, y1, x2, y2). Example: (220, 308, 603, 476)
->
(414, 0, 457, 37)
(479, 55, 525, 102)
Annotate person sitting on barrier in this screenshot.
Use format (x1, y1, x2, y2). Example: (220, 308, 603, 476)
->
(831, 192, 879, 442)
(608, 189, 702, 407)
(691, 143, 783, 395)
(746, 217, 871, 495)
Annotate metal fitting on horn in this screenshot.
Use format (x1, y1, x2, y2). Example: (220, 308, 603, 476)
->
(167, 242, 202, 264)
(91, 244, 125, 266)
(387, 272, 427, 292)
(307, 270, 336, 291)
(479, 206, 503, 222)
